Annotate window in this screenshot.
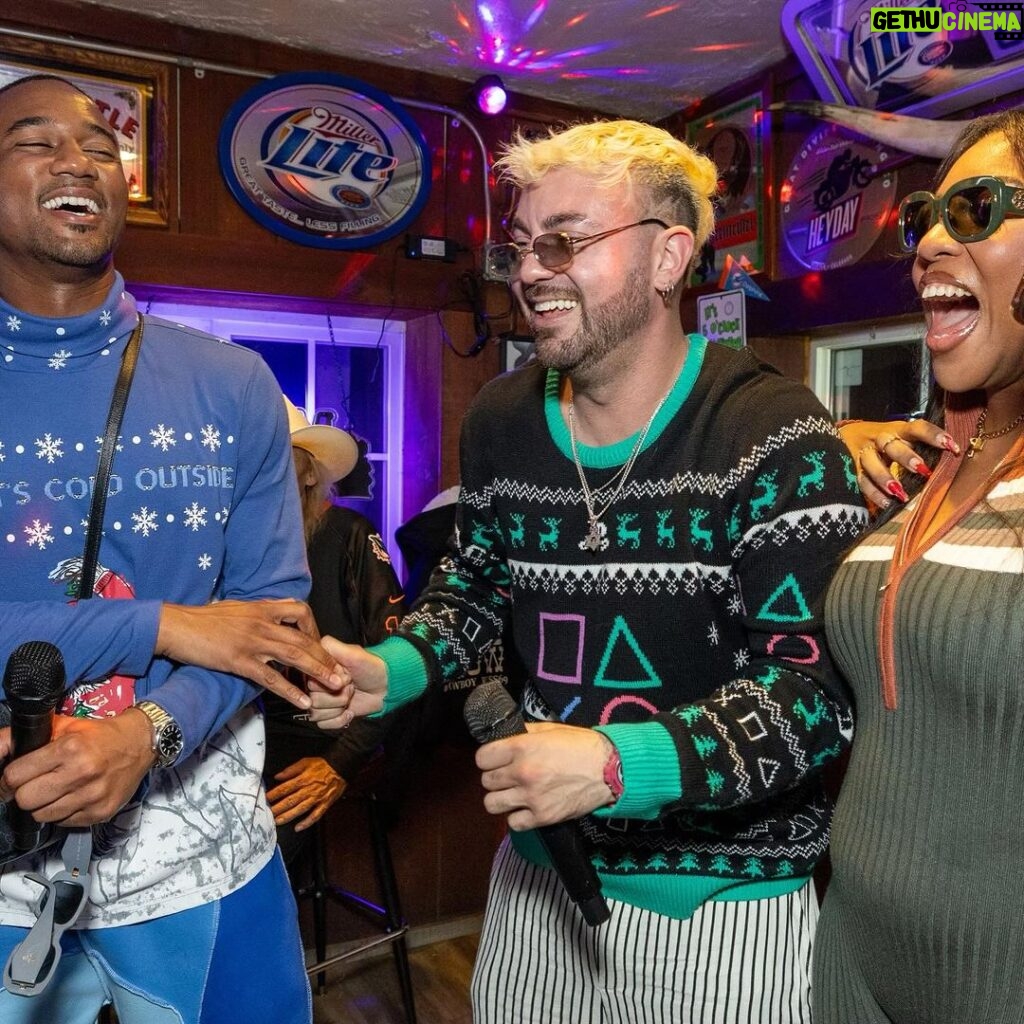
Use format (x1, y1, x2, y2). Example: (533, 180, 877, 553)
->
(810, 321, 929, 422)
(143, 300, 406, 577)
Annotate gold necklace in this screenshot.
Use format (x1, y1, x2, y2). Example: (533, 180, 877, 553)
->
(567, 392, 668, 552)
(966, 406, 1024, 458)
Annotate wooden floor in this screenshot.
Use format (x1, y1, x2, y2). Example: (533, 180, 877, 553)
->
(311, 933, 479, 1024)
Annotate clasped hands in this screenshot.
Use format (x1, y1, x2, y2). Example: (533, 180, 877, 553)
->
(0, 597, 358, 829)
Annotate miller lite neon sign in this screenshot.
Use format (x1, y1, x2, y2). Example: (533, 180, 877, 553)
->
(218, 72, 431, 249)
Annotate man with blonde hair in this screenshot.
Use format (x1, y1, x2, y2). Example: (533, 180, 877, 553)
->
(319, 119, 865, 1022)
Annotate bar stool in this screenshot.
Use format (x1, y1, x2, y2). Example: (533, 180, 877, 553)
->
(294, 790, 417, 1024)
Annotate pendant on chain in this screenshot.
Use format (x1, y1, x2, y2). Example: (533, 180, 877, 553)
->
(581, 517, 606, 552)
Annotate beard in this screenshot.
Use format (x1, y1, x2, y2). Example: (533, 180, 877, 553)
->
(31, 223, 120, 270)
(530, 261, 653, 376)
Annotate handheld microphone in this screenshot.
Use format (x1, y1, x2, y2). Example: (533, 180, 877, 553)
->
(3, 642, 66, 851)
(464, 681, 610, 927)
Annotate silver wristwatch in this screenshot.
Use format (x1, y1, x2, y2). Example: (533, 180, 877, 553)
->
(134, 700, 184, 768)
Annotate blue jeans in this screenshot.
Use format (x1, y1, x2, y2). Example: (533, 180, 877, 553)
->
(0, 851, 311, 1024)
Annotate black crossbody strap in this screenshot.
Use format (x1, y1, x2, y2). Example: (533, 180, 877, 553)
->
(79, 318, 144, 601)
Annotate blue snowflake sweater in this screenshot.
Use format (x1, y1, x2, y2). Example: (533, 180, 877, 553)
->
(0, 275, 309, 928)
(374, 335, 868, 919)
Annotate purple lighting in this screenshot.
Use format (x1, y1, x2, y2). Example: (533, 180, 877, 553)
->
(474, 74, 508, 115)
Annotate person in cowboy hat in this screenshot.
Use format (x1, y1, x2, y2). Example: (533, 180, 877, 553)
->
(262, 399, 406, 863)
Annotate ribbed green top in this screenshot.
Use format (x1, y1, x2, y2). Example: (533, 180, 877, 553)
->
(815, 479, 1024, 1022)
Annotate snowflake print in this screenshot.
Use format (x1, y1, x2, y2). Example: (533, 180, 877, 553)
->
(198, 553, 212, 570)
(150, 424, 177, 451)
(94, 435, 123, 453)
(99, 309, 112, 326)
(35, 434, 64, 463)
(219, 506, 230, 524)
(183, 502, 208, 531)
(6, 315, 21, 332)
(733, 649, 750, 670)
(24, 519, 54, 550)
(728, 594, 743, 615)
(0, 441, 5, 463)
(48, 349, 72, 370)
(131, 507, 159, 537)
(200, 424, 221, 451)
(707, 622, 720, 646)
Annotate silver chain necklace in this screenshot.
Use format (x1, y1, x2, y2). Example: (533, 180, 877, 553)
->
(567, 391, 669, 552)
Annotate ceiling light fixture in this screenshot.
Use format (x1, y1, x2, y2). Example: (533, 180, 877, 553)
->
(473, 74, 508, 116)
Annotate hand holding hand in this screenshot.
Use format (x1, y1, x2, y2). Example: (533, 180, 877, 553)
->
(307, 638, 389, 730)
(266, 756, 347, 832)
(157, 599, 349, 708)
(840, 418, 957, 508)
(475, 722, 614, 830)
(0, 712, 154, 827)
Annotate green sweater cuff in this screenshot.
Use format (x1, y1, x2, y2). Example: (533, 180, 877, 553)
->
(366, 636, 430, 716)
(593, 720, 682, 819)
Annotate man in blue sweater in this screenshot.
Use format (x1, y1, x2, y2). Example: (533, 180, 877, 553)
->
(316, 120, 867, 1022)
(0, 74, 345, 1022)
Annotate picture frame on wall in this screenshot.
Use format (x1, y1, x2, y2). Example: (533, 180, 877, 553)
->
(686, 93, 766, 288)
(0, 36, 170, 227)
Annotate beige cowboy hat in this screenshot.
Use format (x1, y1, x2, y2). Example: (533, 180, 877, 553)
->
(283, 396, 359, 483)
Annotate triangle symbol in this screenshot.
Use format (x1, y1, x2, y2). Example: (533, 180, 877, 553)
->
(595, 616, 661, 689)
(758, 757, 781, 788)
(757, 573, 812, 623)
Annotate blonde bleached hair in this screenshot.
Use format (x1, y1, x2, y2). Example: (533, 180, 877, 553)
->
(494, 119, 719, 250)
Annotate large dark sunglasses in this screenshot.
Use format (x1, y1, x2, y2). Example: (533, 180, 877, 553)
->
(898, 175, 1024, 252)
(3, 867, 88, 993)
(485, 218, 669, 281)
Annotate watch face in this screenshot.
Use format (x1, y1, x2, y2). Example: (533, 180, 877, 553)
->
(156, 722, 184, 764)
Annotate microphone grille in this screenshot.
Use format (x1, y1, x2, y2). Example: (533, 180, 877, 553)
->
(3, 641, 66, 708)
(464, 681, 525, 744)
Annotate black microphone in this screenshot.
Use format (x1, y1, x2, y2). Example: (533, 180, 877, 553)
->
(464, 681, 610, 927)
(3, 641, 66, 851)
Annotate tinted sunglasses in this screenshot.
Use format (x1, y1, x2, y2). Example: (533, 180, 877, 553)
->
(3, 866, 88, 993)
(486, 218, 668, 281)
(898, 175, 1024, 252)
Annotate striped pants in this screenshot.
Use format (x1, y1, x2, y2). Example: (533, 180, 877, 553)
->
(471, 838, 816, 1024)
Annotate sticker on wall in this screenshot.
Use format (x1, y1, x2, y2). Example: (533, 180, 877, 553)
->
(780, 124, 897, 272)
(218, 72, 431, 249)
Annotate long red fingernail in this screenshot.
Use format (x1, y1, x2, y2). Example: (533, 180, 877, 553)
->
(886, 480, 909, 502)
(940, 435, 960, 454)
(909, 458, 931, 478)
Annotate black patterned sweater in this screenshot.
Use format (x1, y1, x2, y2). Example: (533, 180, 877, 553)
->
(373, 334, 868, 919)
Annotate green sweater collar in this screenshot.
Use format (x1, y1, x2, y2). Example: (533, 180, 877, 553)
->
(544, 334, 707, 469)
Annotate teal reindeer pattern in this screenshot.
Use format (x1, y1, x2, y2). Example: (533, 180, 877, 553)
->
(727, 505, 742, 544)
(616, 512, 641, 549)
(507, 512, 526, 548)
(689, 509, 713, 553)
(841, 453, 859, 493)
(797, 451, 826, 497)
(538, 516, 561, 552)
(749, 470, 779, 521)
(471, 523, 495, 550)
(656, 510, 676, 549)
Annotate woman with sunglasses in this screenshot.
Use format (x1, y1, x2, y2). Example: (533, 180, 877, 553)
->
(814, 109, 1024, 1023)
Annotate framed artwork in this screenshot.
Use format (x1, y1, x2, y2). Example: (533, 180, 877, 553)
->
(686, 94, 766, 287)
(0, 36, 169, 226)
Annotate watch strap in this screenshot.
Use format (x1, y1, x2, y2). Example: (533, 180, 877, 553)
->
(602, 744, 624, 804)
(134, 700, 182, 767)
